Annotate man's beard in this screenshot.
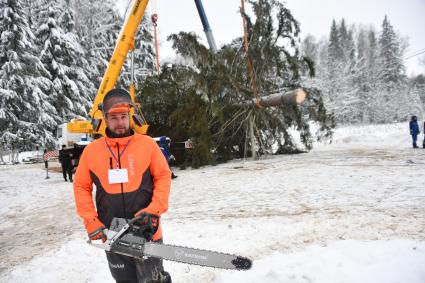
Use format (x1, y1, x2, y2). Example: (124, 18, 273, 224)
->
(106, 127, 132, 138)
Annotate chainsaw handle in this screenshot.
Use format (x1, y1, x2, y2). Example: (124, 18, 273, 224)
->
(86, 229, 109, 244)
(132, 213, 160, 241)
(132, 212, 159, 221)
(132, 212, 160, 229)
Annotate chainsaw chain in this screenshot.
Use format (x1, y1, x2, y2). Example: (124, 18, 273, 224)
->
(143, 242, 251, 270)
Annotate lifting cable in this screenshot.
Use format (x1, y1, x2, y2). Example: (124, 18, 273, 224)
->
(151, 0, 160, 75)
(240, 0, 261, 107)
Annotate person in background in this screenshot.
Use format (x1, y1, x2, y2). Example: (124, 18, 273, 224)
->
(59, 145, 73, 181)
(159, 136, 177, 179)
(43, 149, 48, 170)
(409, 116, 420, 148)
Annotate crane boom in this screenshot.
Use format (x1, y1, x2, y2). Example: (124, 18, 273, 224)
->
(88, 0, 150, 135)
(194, 0, 218, 53)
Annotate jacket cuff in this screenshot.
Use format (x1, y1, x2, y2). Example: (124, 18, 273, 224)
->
(85, 217, 105, 234)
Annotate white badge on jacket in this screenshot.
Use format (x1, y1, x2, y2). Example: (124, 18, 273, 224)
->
(108, 169, 129, 184)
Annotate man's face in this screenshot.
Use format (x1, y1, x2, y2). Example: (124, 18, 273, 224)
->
(105, 112, 130, 137)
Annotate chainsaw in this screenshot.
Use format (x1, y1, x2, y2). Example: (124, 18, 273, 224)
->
(88, 214, 252, 270)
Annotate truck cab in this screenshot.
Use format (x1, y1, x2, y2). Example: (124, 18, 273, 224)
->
(55, 123, 92, 150)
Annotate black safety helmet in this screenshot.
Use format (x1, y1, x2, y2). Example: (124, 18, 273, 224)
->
(101, 89, 133, 115)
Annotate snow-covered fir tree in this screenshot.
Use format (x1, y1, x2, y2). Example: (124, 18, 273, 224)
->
(0, 0, 56, 150)
(374, 16, 421, 122)
(71, 0, 155, 91)
(324, 19, 358, 121)
(0, 0, 155, 153)
(36, 0, 94, 122)
(378, 15, 405, 87)
(71, 0, 122, 87)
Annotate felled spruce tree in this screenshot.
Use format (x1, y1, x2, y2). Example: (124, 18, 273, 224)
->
(140, 0, 334, 167)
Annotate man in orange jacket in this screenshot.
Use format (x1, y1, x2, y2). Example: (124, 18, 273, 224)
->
(73, 89, 172, 283)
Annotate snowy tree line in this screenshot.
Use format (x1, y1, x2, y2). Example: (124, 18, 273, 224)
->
(2, 0, 424, 160)
(0, 0, 155, 151)
(301, 16, 424, 124)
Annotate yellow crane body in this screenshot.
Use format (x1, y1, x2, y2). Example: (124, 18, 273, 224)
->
(67, 0, 151, 138)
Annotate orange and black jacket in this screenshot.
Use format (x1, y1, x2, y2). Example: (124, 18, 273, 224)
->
(73, 132, 171, 241)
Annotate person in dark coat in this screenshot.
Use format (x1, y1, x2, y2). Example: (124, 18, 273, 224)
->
(409, 116, 420, 148)
(43, 149, 49, 169)
(159, 136, 177, 179)
(59, 145, 73, 181)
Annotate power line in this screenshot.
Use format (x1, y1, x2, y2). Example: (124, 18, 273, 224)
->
(404, 47, 425, 57)
(403, 48, 425, 61)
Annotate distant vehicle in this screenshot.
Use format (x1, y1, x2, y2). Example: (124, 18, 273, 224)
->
(22, 151, 44, 164)
(55, 122, 92, 150)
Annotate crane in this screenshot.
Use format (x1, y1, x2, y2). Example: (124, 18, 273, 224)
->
(55, 0, 218, 160)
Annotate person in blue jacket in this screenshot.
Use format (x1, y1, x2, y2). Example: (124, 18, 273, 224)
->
(409, 116, 420, 148)
(159, 136, 177, 179)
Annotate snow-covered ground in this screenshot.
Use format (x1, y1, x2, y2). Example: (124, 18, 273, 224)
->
(0, 123, 424, 283)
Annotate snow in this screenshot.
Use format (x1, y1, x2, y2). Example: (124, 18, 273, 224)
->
(1, 150, 44, 164)
(217, 240, 425, 283)
(0, 122, 424, 282)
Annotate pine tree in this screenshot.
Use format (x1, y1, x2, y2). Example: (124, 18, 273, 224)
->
(0, 0, 56, 150)
(366, 29, 379, 87)
(338, 19, 349, 60)
(328, 19, 342, 63)
(378, 15, 405, 87)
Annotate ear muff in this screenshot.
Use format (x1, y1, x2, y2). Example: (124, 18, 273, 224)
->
(93, 119, 102, 132)
(132, 114, 144, 127)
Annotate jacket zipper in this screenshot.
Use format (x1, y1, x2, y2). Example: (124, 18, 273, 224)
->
(117, 142, 128, 220)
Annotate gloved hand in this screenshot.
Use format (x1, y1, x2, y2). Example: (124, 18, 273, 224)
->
(133, 212, 159, 241)
(86, 218, 107, 242)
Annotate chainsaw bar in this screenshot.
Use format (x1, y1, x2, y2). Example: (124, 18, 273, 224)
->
(143, 242, 252, 270)
(88, 217, 252, 270)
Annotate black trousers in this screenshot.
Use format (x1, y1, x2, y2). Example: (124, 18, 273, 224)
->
(105, 239, 171, 283)
(62, 166, 73, 181)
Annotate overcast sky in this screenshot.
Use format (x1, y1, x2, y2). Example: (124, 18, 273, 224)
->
(118, 0, 425, 75)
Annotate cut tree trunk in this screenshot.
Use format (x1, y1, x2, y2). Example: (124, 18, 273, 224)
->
(239, 88, 306, 108)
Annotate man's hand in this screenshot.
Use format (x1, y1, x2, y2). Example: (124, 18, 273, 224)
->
(133, 212, 159, 241)
(86, 218, 107, 242)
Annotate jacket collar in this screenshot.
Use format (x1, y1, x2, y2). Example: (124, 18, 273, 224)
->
(104, 128, 135, 147)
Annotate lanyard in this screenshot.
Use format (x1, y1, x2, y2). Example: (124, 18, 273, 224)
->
(105, 138, 131, 168)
